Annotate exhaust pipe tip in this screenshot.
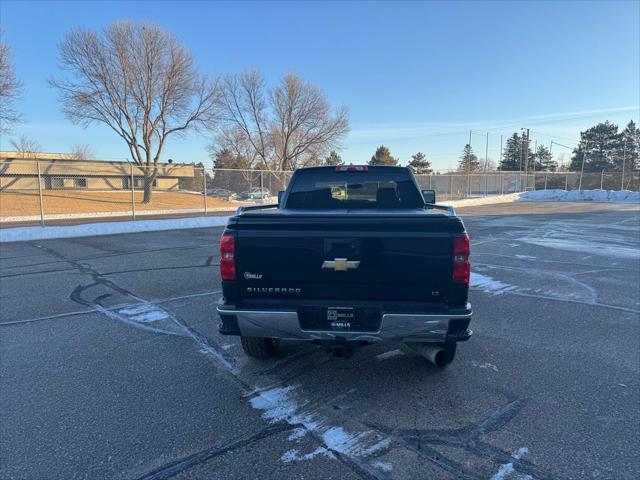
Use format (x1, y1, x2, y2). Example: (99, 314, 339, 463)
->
(431, 348, 455, 368)
(406, 343, 456, 368)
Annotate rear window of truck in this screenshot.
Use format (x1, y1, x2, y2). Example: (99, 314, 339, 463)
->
(285, 169, 425, 209)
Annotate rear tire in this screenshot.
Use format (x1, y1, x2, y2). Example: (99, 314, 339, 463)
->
(240, 336, 280, 359)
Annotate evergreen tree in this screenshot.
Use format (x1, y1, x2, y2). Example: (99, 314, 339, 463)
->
(324, 150, 344, 166)
(458, 144, 480, 173)
(212, 149, 236, 169)
(619, 120, 640, 172)
(369, 145, 398, 166)
(569, 121, 622, 172)
(408, 152, 432, 174)
(534, 145, 557, 172)
(211, 148, 246, 189)
(500, 133, 523, 171)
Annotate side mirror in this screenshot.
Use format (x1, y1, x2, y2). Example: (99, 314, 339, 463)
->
(422, 189, 436, 204)
(277, 191, 285, 206)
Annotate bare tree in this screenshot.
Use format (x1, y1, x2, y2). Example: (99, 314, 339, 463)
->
(10, 135, 41, 158)
(214, 70, 349, 172)
(49, 21, 219, 202)
(69, 144, 95, 161)
(0, 31, 22, 134)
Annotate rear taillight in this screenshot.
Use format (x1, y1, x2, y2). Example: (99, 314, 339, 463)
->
(336, 165, 368, 172)
(220, 233, 235, 281)
(453, 235, 470, 284)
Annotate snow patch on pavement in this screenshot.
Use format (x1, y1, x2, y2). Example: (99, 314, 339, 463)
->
(0, 215, 230, 243)
(106, 303, 187, 337)
(280, 447, 335, 463)
(250, 386, 392, 463)
(512, 447, 529, 459)
(490, 446, 530, 480)
(518, 223, 640, 259)
(287, 427, 308, 442)
(471, 361, 499, 372)
(519, 189, 639, 203)
(491, 462, 515, 480)
(470, 272, 516, 295)
(372, 461, 393, 472)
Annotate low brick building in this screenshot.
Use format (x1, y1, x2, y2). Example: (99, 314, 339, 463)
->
(0, 152, 196, 191)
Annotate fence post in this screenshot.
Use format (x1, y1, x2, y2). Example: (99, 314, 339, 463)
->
(467, 173, 471, 199)
(202, 167, 208, 216)
(260, 171, 264, 202)
(600, 170, 604, 190)
(130, 164, 136, 221)
(500, 173, 504, 195)
(484, 173, 488, 197)
(544, 174, 548, 190)
(565, 174, 568, 191)
(450, 175, 453, 200)
(36, 160, 45, 227)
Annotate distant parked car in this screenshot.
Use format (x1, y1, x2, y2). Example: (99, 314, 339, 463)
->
(238, 188, 273, 201)
(207, 188, 238, 201)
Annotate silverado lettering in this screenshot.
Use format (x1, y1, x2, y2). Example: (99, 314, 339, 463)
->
(246, 287, 302, 294)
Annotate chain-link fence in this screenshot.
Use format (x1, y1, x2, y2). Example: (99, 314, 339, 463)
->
(0, 159, 638, 225)
(415, 171, 640, 200)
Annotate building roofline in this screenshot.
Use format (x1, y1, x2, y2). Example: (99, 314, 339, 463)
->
(0, 151, 190, 166)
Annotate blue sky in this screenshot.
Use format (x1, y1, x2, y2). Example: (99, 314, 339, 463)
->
(1, 0, 638, 170)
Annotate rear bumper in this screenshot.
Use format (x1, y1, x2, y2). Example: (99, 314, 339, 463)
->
(216, 299, 472, 343)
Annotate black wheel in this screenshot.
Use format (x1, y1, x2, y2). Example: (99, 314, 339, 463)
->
(240, 336, 280, 359)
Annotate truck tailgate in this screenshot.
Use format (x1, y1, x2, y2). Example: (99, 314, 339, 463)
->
(226, 211, 468, 306)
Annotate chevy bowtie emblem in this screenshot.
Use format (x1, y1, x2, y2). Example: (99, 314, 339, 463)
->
(321, 258, 360, 271)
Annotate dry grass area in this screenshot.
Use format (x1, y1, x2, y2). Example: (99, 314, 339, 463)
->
(0, 190, 248, 218)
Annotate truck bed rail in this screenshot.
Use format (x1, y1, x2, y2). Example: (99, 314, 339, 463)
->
(236, 204, 279, 215)
(425, 204, 457, 216)
(235, 203, 456, 216)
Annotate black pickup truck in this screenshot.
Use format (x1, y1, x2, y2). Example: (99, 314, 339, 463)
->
(217, 165, 472, 367)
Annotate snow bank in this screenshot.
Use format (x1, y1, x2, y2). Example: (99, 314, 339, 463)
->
(0, 207, 238, 224)
(0, 215, 229, 243)
(440, 193, 521, 208)
(518, 189, 640, 203)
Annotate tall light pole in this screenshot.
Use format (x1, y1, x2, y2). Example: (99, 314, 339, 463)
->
(621, 141, 627, 190)
(485, 132, 489, 170)
(484, 132, 490, 196)
(520, 128, 529, 190)
(579, 140, 588, 190)
(468, 130, 472, 196)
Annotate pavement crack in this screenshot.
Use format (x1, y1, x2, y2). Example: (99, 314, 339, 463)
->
(367, 399, 562, 480)
(136, 423, 296, 480)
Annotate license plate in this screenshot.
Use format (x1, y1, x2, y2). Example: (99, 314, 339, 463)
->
(326, 307, 361, 330)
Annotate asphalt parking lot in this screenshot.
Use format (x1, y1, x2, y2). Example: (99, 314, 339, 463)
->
(1, 202, 638, 480)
